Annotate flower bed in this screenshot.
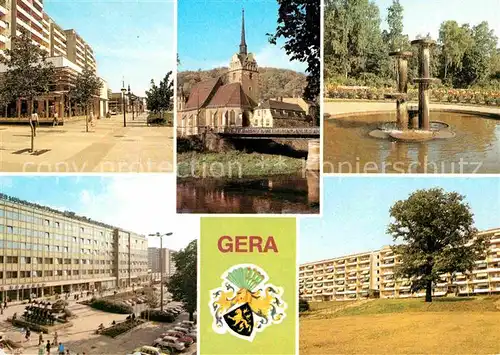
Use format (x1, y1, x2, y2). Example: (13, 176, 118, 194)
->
(101, 319, 144, 338)
(10, 317, 73, 334)
(325, 84, 500, 106)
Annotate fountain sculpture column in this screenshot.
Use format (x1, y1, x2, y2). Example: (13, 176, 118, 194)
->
(411, 39, 439, 131)
(388, 51, 412, 130)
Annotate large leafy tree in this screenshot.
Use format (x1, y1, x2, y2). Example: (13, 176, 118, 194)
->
(268, 0, 320, 103)
(68, 65, 102, 132)
(167, 240, 197, 321)
(0, 29, 54, 116)
(387, 188, 489, 303)
(385, 0, 406, 52)
(146, 71, 173, 116)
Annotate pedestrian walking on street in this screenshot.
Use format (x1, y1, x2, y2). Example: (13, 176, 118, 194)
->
(38, 344, 45, 355)
(58, 343, 64, 355)
(53, 331, 58, 346)
(25, 328, 31, 341)
(39, 332, 44, 345)
(46, 340, 51, 355)
(4, 300, 7, 309)
(53, 112, 59, 127)
(0, 305, 3, 315)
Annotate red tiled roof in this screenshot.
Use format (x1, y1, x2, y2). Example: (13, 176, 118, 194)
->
(206, 82, 254, 109)
(183, 78, 221, 110)
(261, 99, 304, 112)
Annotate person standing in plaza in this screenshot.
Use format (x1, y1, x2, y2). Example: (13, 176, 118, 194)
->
(58, 342, 64, 355)
(53, 331, 58, 346)
(53, 111, 59, 127)
(25, 328, 31, 342)
(46, 340, 51, 355)
(39, 332, 44, 346)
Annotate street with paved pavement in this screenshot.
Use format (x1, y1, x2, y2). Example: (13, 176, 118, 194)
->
(0, 113, 173, 173)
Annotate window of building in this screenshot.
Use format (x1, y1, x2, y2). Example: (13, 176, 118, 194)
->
(72, 237, 77, 243)
(6, 256, 18, 263)
(21, 257, 31, 264)
(80, 227, 84, 233)
(6, 271, 18, 279)
(44, 219, 50, 226)
(45, 258, 53, 264)
(74, 259, 79, 264)
(7, 226, 13, 234)
(55, 221, 60, 228)
(73, 270, 79, 276)
(45, 232, 50, 238)
(45, 271, 53, 277)
(56, 270, 63, 276)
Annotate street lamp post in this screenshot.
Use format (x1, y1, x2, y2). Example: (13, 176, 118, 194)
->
(121, 85, 127, 127)
(149, 232, 173, 312)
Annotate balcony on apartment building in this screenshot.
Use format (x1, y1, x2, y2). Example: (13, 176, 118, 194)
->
(380, 259, 395, 268)
(0, 0, 8, 16)
(490, 235, 500, 244)
(325, 267, 334, 275)
(20, 0, 44, 20)
(346, 258, 357, 266)
(305, 265, 313, 270)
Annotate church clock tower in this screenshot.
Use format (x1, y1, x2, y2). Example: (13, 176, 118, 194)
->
(228, 9, 260, 105)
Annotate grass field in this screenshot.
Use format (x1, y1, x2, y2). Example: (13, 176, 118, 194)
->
(300, 296, 500, 354)
(177, 151, 305, 178)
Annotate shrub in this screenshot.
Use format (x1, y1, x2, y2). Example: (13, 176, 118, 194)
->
(52, 300, 68, 312)
(140, 310, 176, 323)
(299, 298, 310, 313)
(91, 299, 133, 314)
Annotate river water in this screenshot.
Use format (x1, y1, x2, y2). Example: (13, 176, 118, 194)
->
(324, 112, 500, 173)
(177, 173, 320, 214)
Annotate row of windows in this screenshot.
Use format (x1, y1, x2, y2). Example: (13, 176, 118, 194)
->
(0, 210, 106, 234)
(0, 256, 116, 265)
(0, 269, 116, 279)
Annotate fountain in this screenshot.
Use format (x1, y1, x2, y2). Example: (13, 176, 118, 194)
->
(370, 37, 455, 141)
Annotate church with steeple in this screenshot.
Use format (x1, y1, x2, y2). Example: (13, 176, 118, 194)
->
(178, 9, 309, 137)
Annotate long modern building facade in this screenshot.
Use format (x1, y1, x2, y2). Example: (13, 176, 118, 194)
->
(0, 193, 149, 302)
(299, 228, 500, 302)
(0, 0, 107, 120)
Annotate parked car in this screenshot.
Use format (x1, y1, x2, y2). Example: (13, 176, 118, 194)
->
(133, 345, 170, 355)
(110, 110, 117, 115)
(162, 331, 194, 346)
(173, 327, 197, 342)
(153, 336, 185, 352)
(181, 321, 195, 328)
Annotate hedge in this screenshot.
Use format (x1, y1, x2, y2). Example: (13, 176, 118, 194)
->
(140, 309, 176, 323)
(299, 298, 310, 313)
(91, 299, 133, 314)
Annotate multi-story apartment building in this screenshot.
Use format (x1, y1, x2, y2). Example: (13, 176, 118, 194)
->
(148, 247, 176, 278)
(0, 0, 108, 120)
(299, 228, 500, 302)
(0, 193, 149, 303)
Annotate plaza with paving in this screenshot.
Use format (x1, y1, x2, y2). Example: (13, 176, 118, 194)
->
(0, 289, 196, 355)
(0, 113, 173, 173)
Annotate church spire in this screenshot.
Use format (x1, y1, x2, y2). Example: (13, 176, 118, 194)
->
(239, 8, 247, 56)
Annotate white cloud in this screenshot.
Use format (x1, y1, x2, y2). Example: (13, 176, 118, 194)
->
(77, 176, 199, 252)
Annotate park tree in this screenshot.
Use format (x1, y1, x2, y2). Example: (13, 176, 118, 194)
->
(387, 188, 489, 303)
(268, 0, 320, 104)
(167, 240, 197, 321)
(146, 71, 173, 117)
(385, 0, 407, 52)
(438, 21, 473, 85)
(68, 65, 103, 132)
(324, 0, 390, 83)
(0, 29, 54, 116)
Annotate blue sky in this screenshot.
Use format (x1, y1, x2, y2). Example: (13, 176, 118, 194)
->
(177, 0, 307, 72)
(0, 175, 198, 251)
(299, 176, 500, 264)
(44, 0, 176, 96)
(374, 0, 500, 42)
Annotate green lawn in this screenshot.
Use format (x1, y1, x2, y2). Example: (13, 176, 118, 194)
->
(177, 151, 305, 178)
